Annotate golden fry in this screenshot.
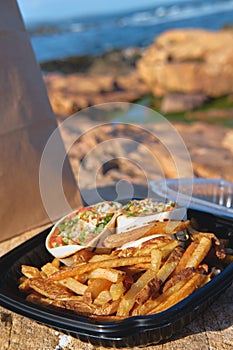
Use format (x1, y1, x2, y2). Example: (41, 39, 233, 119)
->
(60, 278, 88, 295)
(86, 278, 112, 300)
(150, 248, 162, 271)
(18, 277, 31, 292)
(94, 300, 120, 316)
(51, 258, 60, 269)
(157, 246, 184, 282)
(117, 268, 158, 316)
(133, 279, 187, 316)
(133, 246, 184, 308)
(48, 256, 152, 282)
(94, 290, 112, 306)
(41, 262, 88, 295)
(19, 223, 227, 320)
(186, 236, 212, 268)
(148, 272, 208, 315)
(29, 278, 74, 300)
(89, 254, 115, 262)
(174, 236, 212, 274)
(88, 268, 125, 283)
(158, 240, 181, 259)
(21, 265, 42, 279)
(117, 250, 163, 316)
(110, 282, 125, 301)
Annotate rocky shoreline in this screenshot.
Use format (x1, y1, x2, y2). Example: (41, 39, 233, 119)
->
(41, 47, 142, 75)
(42, 28, 233, 123)
(60, 118, 233, 190)
(41, 28, 233, 186)
(42, 47, 148, 117)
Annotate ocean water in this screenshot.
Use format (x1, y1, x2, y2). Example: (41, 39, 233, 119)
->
(26, 0, 233, 63)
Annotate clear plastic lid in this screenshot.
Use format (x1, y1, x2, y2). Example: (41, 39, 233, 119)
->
(150, 178, 233, 219)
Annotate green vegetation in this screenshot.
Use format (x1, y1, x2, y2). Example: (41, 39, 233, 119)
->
(137, 95, 233, 128)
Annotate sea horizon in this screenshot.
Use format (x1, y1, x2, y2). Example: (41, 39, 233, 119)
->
(24, 0, 233, 63)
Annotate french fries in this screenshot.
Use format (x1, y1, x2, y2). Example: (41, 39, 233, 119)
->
(47, 256, 152, 281)
(18, 221, 231, 320)
(87, 268, 125, 283)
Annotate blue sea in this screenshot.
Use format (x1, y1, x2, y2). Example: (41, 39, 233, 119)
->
(26, 0, 233, 63)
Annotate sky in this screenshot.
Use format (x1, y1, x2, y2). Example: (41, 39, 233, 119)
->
(17, 0, 168, 22)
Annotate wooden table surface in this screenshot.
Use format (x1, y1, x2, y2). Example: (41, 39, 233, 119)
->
(0, 228, 232, 350)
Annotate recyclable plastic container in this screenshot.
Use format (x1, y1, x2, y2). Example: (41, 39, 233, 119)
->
(0, 207, 232, 347)
(150, 178, 233, 219)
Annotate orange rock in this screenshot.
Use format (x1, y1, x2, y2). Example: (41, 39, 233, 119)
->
(137, 29, 233, 98)
(44, 71, 148, 116)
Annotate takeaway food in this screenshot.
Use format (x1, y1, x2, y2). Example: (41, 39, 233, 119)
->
(46, 199, 185, 264)
(120, 198, 176, 217)
(103, 199, 187, 248)
(22, 199, 230, 320)
(19, 217, 231, 320)
(46, 201, 123, 264)
(116, 199, 185, 233)
(103, 220, 190, 249)
(47, 201, 122, 248)
(47, 199, 180, 248)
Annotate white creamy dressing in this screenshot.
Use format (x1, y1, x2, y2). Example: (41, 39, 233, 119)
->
(46, 200, 187, 265)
